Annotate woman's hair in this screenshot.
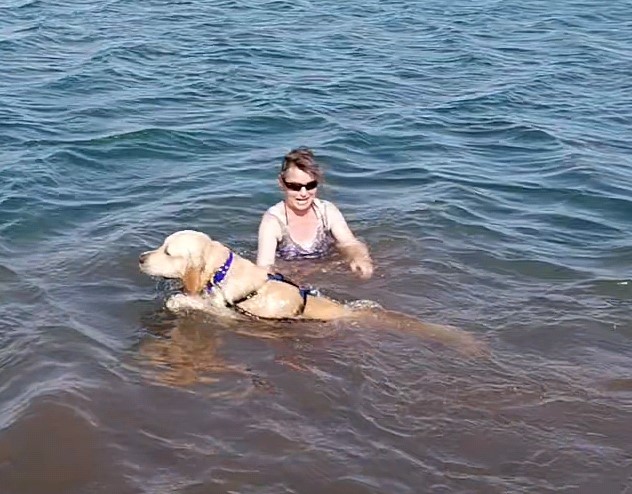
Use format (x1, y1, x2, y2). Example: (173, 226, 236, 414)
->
(280, 147, 323, 181)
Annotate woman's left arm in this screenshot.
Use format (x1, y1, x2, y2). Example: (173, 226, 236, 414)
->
(327, 202, 374, 279)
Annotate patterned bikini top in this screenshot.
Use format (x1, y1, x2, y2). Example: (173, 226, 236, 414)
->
(269, 199, 336, 260)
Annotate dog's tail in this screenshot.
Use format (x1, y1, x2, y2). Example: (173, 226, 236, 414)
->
(355, 307, 488, 357)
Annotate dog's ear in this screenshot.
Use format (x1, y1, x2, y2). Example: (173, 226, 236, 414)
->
(182, 263, 206, 295)
(181, 237, 223, 295)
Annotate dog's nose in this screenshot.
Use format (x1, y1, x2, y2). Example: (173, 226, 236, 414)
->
(139, 252, 149, 265)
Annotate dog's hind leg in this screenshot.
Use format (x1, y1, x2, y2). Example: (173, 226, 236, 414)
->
(357, 308, 488, 357)
(302, 295, 354, 321)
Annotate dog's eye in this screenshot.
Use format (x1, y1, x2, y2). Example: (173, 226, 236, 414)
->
(164, 249, 171, 256)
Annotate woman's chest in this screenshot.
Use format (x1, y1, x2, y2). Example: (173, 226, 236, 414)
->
(287, 216, 321, 247)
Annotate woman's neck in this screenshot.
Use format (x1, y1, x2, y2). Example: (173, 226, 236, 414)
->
(284, 200, 315, 218)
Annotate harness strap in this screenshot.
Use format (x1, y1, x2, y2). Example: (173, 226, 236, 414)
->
(206, 251, 234, 293)
(230, 273, 317, 321)
(203, 251, 318, 321)
(266, 272, 311, 308)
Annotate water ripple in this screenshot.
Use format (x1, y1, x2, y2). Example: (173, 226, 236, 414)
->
(1, 0, 632, 491)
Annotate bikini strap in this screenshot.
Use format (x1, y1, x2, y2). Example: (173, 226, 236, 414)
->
(316, 199, 330, 232)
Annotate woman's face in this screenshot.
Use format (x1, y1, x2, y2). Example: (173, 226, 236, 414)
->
(279, 166, 318, 213)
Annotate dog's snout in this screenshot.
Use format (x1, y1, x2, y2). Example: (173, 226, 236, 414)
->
(139, 252, 149, 265)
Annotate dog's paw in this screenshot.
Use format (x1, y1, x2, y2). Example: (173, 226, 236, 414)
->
(165, 293, 209, 312)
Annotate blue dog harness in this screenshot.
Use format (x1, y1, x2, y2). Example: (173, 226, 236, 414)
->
(205, 251, 317, 319)
(209, 251, 234, 287)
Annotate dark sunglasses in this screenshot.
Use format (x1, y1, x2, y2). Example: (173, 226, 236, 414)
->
(282, 178, 318, 192)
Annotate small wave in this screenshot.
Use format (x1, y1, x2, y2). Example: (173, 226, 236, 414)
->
(0, 263, 20, 283)
(3, 0, 41, 10)
(345, 299, 383, 310)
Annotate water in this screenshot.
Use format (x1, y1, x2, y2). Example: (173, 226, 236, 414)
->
(1, 0, 631, 492)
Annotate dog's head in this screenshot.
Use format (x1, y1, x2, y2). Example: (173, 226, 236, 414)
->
(139, 230, 228, 294)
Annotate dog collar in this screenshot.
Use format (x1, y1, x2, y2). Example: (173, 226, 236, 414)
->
(206, 251, 234, 292)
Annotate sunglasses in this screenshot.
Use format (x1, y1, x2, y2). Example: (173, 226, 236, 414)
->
(282, 178, 318, 192)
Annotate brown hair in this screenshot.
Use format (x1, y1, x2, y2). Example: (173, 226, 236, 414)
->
(280, 147, 323, 182)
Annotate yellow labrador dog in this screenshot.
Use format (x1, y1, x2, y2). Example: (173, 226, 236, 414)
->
(139, 230, 484, 354)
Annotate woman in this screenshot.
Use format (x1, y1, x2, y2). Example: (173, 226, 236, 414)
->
(256, 147, 373, 279)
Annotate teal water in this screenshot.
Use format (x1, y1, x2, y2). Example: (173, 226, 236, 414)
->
(1, 1, 631, 493)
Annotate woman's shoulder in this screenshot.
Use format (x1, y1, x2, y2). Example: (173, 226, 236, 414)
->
(264, 201, 285, 218)
(259, 202, 284, 239)
(319, 199, 350, 232)
(315, 198, 344, 217)
(314, 199, 346, 231)
(314, 198, 336, 212)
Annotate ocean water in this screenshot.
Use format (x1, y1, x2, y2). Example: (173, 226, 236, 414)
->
(1, 0, 631, 492)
